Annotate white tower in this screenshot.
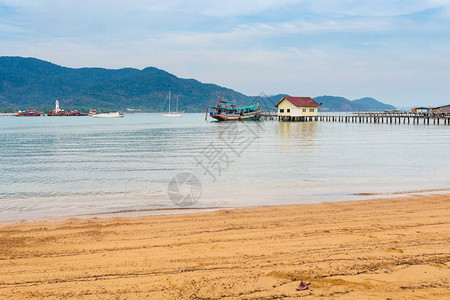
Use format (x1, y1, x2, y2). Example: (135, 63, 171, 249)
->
(55, 100, 60, 113)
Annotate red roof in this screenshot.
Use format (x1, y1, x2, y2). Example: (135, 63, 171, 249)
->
(275, 97, 321, 107)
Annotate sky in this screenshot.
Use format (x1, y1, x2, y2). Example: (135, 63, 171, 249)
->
(1, 0, 450, 107)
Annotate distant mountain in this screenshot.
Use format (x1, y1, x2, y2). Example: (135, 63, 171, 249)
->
(352, 97, 396, 111)
(0, 56, 249, 112)
(0, 57, 395, 112)
(314, 95, 395, 112)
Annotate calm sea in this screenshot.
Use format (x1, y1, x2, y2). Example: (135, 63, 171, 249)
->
(1, 113, 449, 222)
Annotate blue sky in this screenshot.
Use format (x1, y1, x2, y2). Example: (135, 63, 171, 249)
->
(1, 0, 450, 107)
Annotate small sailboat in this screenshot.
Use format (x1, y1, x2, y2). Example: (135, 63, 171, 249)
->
(163, 91, 183, 117)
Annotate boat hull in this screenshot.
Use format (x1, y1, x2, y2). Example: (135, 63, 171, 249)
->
(162, 113, 183, 117)
(210, 113, 261, 121)
(16, 111, 42, 117)
(92, 112, 124, 118)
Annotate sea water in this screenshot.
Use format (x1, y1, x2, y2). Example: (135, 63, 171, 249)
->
(1, 113, 449, 221)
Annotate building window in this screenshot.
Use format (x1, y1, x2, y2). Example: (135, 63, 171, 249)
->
(287, 109, 290, 113)
(310, 108, 314, 112)
(280, 109, 284, 113)
(303, 108, 306, 112)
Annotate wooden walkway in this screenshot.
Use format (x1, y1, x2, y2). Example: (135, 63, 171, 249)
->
(261, 113, 450, 125)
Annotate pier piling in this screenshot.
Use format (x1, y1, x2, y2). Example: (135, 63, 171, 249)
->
(261, 112, 450, 126)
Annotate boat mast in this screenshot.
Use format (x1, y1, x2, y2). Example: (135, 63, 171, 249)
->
(168, 91, 171, 114)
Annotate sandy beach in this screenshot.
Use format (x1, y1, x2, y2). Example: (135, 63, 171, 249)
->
(0, 194, 449, 299)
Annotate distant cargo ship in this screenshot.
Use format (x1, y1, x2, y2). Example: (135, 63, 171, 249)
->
(16, 110, 42, 117)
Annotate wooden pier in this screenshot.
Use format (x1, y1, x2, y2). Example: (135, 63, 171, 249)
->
(261, 112, 450, 125)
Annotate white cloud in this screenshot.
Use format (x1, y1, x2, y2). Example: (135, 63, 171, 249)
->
(291, 0, 450, 17)
(138, 0, 450, 18)
(0, 22, 24, 33)
(1, 0, 449, 106)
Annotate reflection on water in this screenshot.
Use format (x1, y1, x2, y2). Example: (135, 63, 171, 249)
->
(277, 121, 318, 151)
(1, 114, 450, 221)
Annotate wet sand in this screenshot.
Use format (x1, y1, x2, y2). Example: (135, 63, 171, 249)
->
(0, 194, 449, 299)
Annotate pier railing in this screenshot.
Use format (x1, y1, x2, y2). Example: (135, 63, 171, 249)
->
(261, 112, 450, 125)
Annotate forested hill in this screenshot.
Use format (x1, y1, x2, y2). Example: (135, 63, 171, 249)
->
(314, 96, 396, 112)
(0, 57, 395, 112)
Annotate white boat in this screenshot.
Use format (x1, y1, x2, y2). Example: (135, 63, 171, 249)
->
(163, 91, 183, 117)
(92, 112, 124, 118)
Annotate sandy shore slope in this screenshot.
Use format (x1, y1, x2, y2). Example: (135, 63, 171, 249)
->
(0, 194, 449, 299)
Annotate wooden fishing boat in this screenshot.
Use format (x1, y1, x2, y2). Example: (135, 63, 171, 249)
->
(207, 95, 262, 121)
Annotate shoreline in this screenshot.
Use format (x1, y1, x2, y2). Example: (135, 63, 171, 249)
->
(1, 194, 449, 298)
(2, 187, 450, 225)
